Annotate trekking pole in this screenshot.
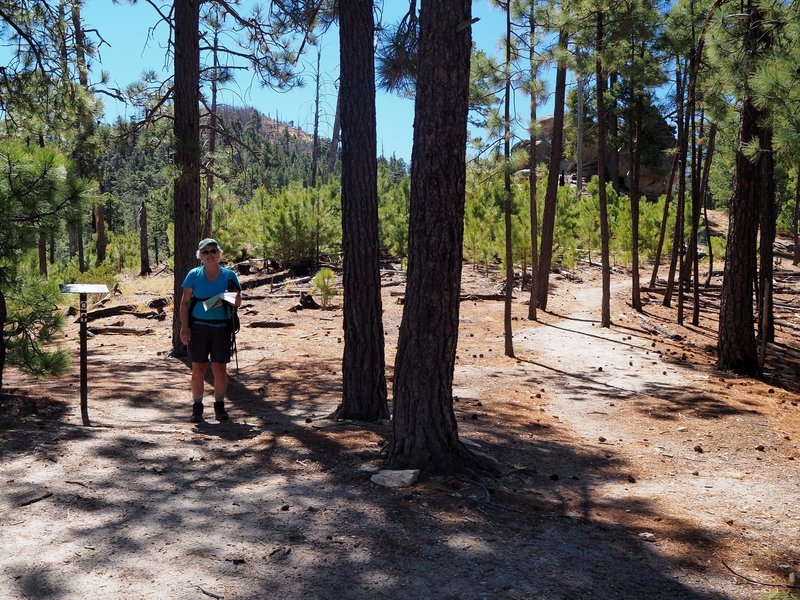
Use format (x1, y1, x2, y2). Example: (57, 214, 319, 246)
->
(232, 307, 239, 376)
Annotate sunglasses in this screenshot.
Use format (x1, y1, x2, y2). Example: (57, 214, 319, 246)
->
(201, 247, 219, 255)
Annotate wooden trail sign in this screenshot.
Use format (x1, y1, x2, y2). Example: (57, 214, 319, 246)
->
(60, 284, 110, 425)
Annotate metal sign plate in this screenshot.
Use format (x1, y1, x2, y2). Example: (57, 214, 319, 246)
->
(60, 284, 110, 294)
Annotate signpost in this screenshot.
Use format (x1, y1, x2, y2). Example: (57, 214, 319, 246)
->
(60, 284, 109, 426)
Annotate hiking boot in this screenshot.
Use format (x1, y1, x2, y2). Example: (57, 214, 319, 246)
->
(190, 402, 204, 423)
(214, 401, 229, 421)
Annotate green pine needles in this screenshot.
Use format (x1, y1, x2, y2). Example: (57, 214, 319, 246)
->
(4, 272, 70, 379)
(311, 267, 338, 308)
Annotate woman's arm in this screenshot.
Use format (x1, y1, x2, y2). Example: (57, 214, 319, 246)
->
(179, 287, 193, 344)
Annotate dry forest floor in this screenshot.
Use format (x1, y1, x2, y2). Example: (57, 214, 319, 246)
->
(1, 235, 800, 599)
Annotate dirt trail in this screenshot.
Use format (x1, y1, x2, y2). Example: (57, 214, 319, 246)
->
(1, 264, 799, 599)
(516, 274, 800, 595)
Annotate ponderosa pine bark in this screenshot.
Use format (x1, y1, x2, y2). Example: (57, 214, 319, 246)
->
(717, 94, 760, 375)
(334, 0, 389, 421)
(793, 170, 800, 266)
(172, 0, 201, 355)
(502, 5, 514, 358)
(389, 0, 485, 474)
(139, 201, 151, 276)
(534, 28, 568, 311)
(629, 94, 644, 312)
(757, 124, 775, 343)
(527, 5, 539, 322)
(717, 0, 769, 375)
(596, 13, 611, 328)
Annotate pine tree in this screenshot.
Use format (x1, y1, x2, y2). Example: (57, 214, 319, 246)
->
(716, 0, 771, 375)
(390, 0, 495, 474)
(334, 0, 389, 421)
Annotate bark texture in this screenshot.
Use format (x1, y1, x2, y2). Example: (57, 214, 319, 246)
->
(389, 0, 474, 473)
(139, 201, 151, 276)
(335, 0, 388, 421)
(717, 97, 760, 374)
(172, 0, 201, 355)
(596, 15, 611, 328)
(535, 29, 568, 310)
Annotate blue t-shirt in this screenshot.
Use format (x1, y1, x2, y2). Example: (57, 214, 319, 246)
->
(182, 266, 241, 327)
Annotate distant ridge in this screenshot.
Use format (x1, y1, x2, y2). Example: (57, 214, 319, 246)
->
(213, 105, 316, 149)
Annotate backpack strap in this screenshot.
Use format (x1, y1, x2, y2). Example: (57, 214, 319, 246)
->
(188, 270, 241, 328)
(188, 295, 229, 327)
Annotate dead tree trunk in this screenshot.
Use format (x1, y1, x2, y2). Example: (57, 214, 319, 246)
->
(139, 201, 152, 276)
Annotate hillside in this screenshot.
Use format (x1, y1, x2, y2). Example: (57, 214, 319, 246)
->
(215, 105, 318, 150)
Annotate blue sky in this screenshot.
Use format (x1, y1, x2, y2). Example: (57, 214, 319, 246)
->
(83, 1, 556, 163)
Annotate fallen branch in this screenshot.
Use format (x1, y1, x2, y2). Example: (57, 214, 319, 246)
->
(128, 310, 167, 320)
(240, 269, 291, 290)
(18, 492, 53, 507)
(390, 292, 510, 302)
(195, 586, 223, 599)
(85, 305, 137, 321)
(245, 292, 302, 300)
(721, 560, 800, 589)
(459, 293, 509, 301)
(248, 321, 295, 328)
(150, 263, 170, 277)
(88, 326, 153, 335)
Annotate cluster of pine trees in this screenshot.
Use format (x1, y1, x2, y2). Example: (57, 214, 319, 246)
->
(1, 0, 799, 473)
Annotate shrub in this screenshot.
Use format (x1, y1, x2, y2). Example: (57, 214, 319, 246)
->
(4, 273, 70, 378)
(311, 267, 338, 308)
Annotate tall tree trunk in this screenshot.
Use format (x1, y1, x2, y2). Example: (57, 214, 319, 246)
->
(502, 4, 514, 357)
(334, 0, 388, 421)
(535, 28, 568, 310)
(576, 77, 584, 193)
(389, 0, 481, 474)
(629, 93, 643, 312)
(681, 87, 700, 326)
(172, 0, 202, 355)
(78, 224, 86, 272)
(607, 72, 619, 191)
(93, 202, 107, 265)
(757, 124, 775, 343)
(664, 59, 689, 310)
(701, 123, 717, 285)
(311, 46, 322, 189)
(793, 169, 799, 266)
(717, 94, 760, 375)
(70, 1, 88, 86)
(596, 13, 611, 328)
(71, 0, 101, 269)
(0, 289, 6, 394)
(68, 219, 79, 258)
(717, 0, 768, 376)
(527, 6, 539, 322)
(202, 26, 220, 241)
(649, 152, 678, 288)
(38, 231, 47, 276)
(139, 201, 152, 276)
(311, 48, 323, 264)
(325, 92, 341, 183)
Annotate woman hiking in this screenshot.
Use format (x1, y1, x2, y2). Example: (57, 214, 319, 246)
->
(179, 238, 242, 422)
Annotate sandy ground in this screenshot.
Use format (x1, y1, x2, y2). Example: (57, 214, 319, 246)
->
(1, 251, 799, 600)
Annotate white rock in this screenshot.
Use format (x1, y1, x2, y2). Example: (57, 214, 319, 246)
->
(370, 469, 420, 488)
(459, 436, 482, 449)
(639, 532, 657, 542)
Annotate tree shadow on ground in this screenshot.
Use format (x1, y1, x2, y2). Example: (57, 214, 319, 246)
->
(0, 351, 751, 600)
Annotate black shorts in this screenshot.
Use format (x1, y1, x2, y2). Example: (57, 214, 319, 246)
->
(189, 325, 231, 364)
